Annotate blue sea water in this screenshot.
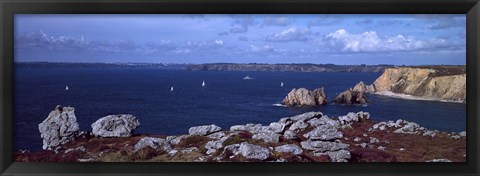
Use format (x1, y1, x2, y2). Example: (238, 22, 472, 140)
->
(14, 68, 466, 151)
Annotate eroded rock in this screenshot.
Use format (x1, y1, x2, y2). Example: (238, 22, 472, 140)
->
(38, 105, 80, 150)
(91, 114, 140, 137)
(282, 88, 327, 106)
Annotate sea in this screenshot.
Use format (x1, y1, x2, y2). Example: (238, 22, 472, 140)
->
(14, 68, 467, 151)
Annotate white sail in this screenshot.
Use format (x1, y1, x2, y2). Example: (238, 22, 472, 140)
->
(65, 85, 69, 91)
(202, 81, 205, 87)
(281, 82, 284, 87)
(170, 86, 174, 92)
(243, 76, 253, 80)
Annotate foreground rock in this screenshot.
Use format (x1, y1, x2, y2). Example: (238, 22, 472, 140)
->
(188, 124, 222, 136)
(333, 88, 369, 105)
(21, 110, 465, 163)
(282, 88, 327, 106)
(91, 114, 140, 137)
(353, 67, 466, 103)
(38, 105, 80, 150)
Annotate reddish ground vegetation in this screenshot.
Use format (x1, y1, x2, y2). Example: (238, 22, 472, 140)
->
(340, 119, 466, 162)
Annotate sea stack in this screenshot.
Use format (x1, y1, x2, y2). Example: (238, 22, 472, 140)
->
(333, 88, 369, 105)
(38, 105, 80, 150)
(282, 87, 327, 106)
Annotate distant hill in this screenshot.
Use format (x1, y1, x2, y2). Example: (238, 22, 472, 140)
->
(186, 63, 395, 72)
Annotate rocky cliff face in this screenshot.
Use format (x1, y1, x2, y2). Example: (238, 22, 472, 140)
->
(282, 88, 327, 106)
(354, 67, 466, 103)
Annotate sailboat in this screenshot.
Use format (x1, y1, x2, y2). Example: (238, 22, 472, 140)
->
(170, 86, 174, 92)
(202, 81, 206, 87)
(243, 75, 253, 80)
(65, 85, 69, 91)
(280, 82, 284, 87)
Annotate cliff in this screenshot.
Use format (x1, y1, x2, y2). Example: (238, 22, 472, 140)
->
(354, 66, 466, 103)
(186, 63, 392, 72)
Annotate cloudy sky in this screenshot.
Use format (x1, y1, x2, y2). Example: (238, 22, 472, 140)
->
(15, 14, 465, 65)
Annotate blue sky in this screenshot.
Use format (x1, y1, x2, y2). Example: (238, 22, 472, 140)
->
(15, 14, 465, 65)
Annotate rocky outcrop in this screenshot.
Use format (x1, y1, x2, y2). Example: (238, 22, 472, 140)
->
(238, 142, 271, 160)
(333, 88, 369, 105)
(22, 109, 466, 163)
(188, 124, 222, 136)
(38, 105, 80, 150)
(91, 114, 140, 137)
(353, 67, 466, 103)
(134, 137, 172, 152)
(282, 88, 327, 106)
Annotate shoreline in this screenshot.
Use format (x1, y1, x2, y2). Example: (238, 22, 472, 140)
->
(373, 91, 465, 104)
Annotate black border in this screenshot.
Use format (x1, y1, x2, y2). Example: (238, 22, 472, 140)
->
(1, 0, 480, 175)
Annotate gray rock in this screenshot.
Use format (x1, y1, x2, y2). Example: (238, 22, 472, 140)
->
(134, 137, 172, 152)
(283, 130, 297, 140)
(289, 120, 309, 132)
(369, 137, 380, 144)
(205, 140, 223, 155)
(303, 125, 343, 140)
(166, 135, 189, 145)
(422, 130, 437, 137)
(206, 131, 226, 139)
(181, 147, 198, 153)
(377, 146, 386, 150)
(300, 140, 349, 152)
(239, 142, 270, 160)
(188, 124, 222, 136)
(252, 130, 280, 143)
(268, 121, 290, 134)
(458, 131, 466, 137)
(315, 149, 351, 162)
(38, 105, 80, 150)
(91, 114, 140, 137)
(281, 88, 328, 106)
(230, 123, 264, 133)
(168, 149, 179, 156)
(274, 144, 303, 155)
(353, 137, 361, 142)
(426, 159, 452, 162)
(224, 144, 241, 156)
(64, 146, 86, 154)
(290, 112, 323, 122)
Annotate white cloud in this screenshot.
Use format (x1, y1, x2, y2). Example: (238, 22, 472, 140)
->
(321, 29, 462, 53)
(214, 40, 224, 45)
(265, 27, 311, 42)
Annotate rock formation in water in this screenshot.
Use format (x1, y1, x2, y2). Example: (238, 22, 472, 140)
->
(333, 88, 369, 105)
(38, 105, 80, 150)
(282, 88, 328, 106)
(91, 114, 140, 137)
(353, 67, 466, 103)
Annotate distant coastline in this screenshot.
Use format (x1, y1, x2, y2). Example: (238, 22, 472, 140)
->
(15, 62, 465, 73)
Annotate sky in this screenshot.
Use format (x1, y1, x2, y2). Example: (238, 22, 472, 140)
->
(14, 14, 466, 65)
